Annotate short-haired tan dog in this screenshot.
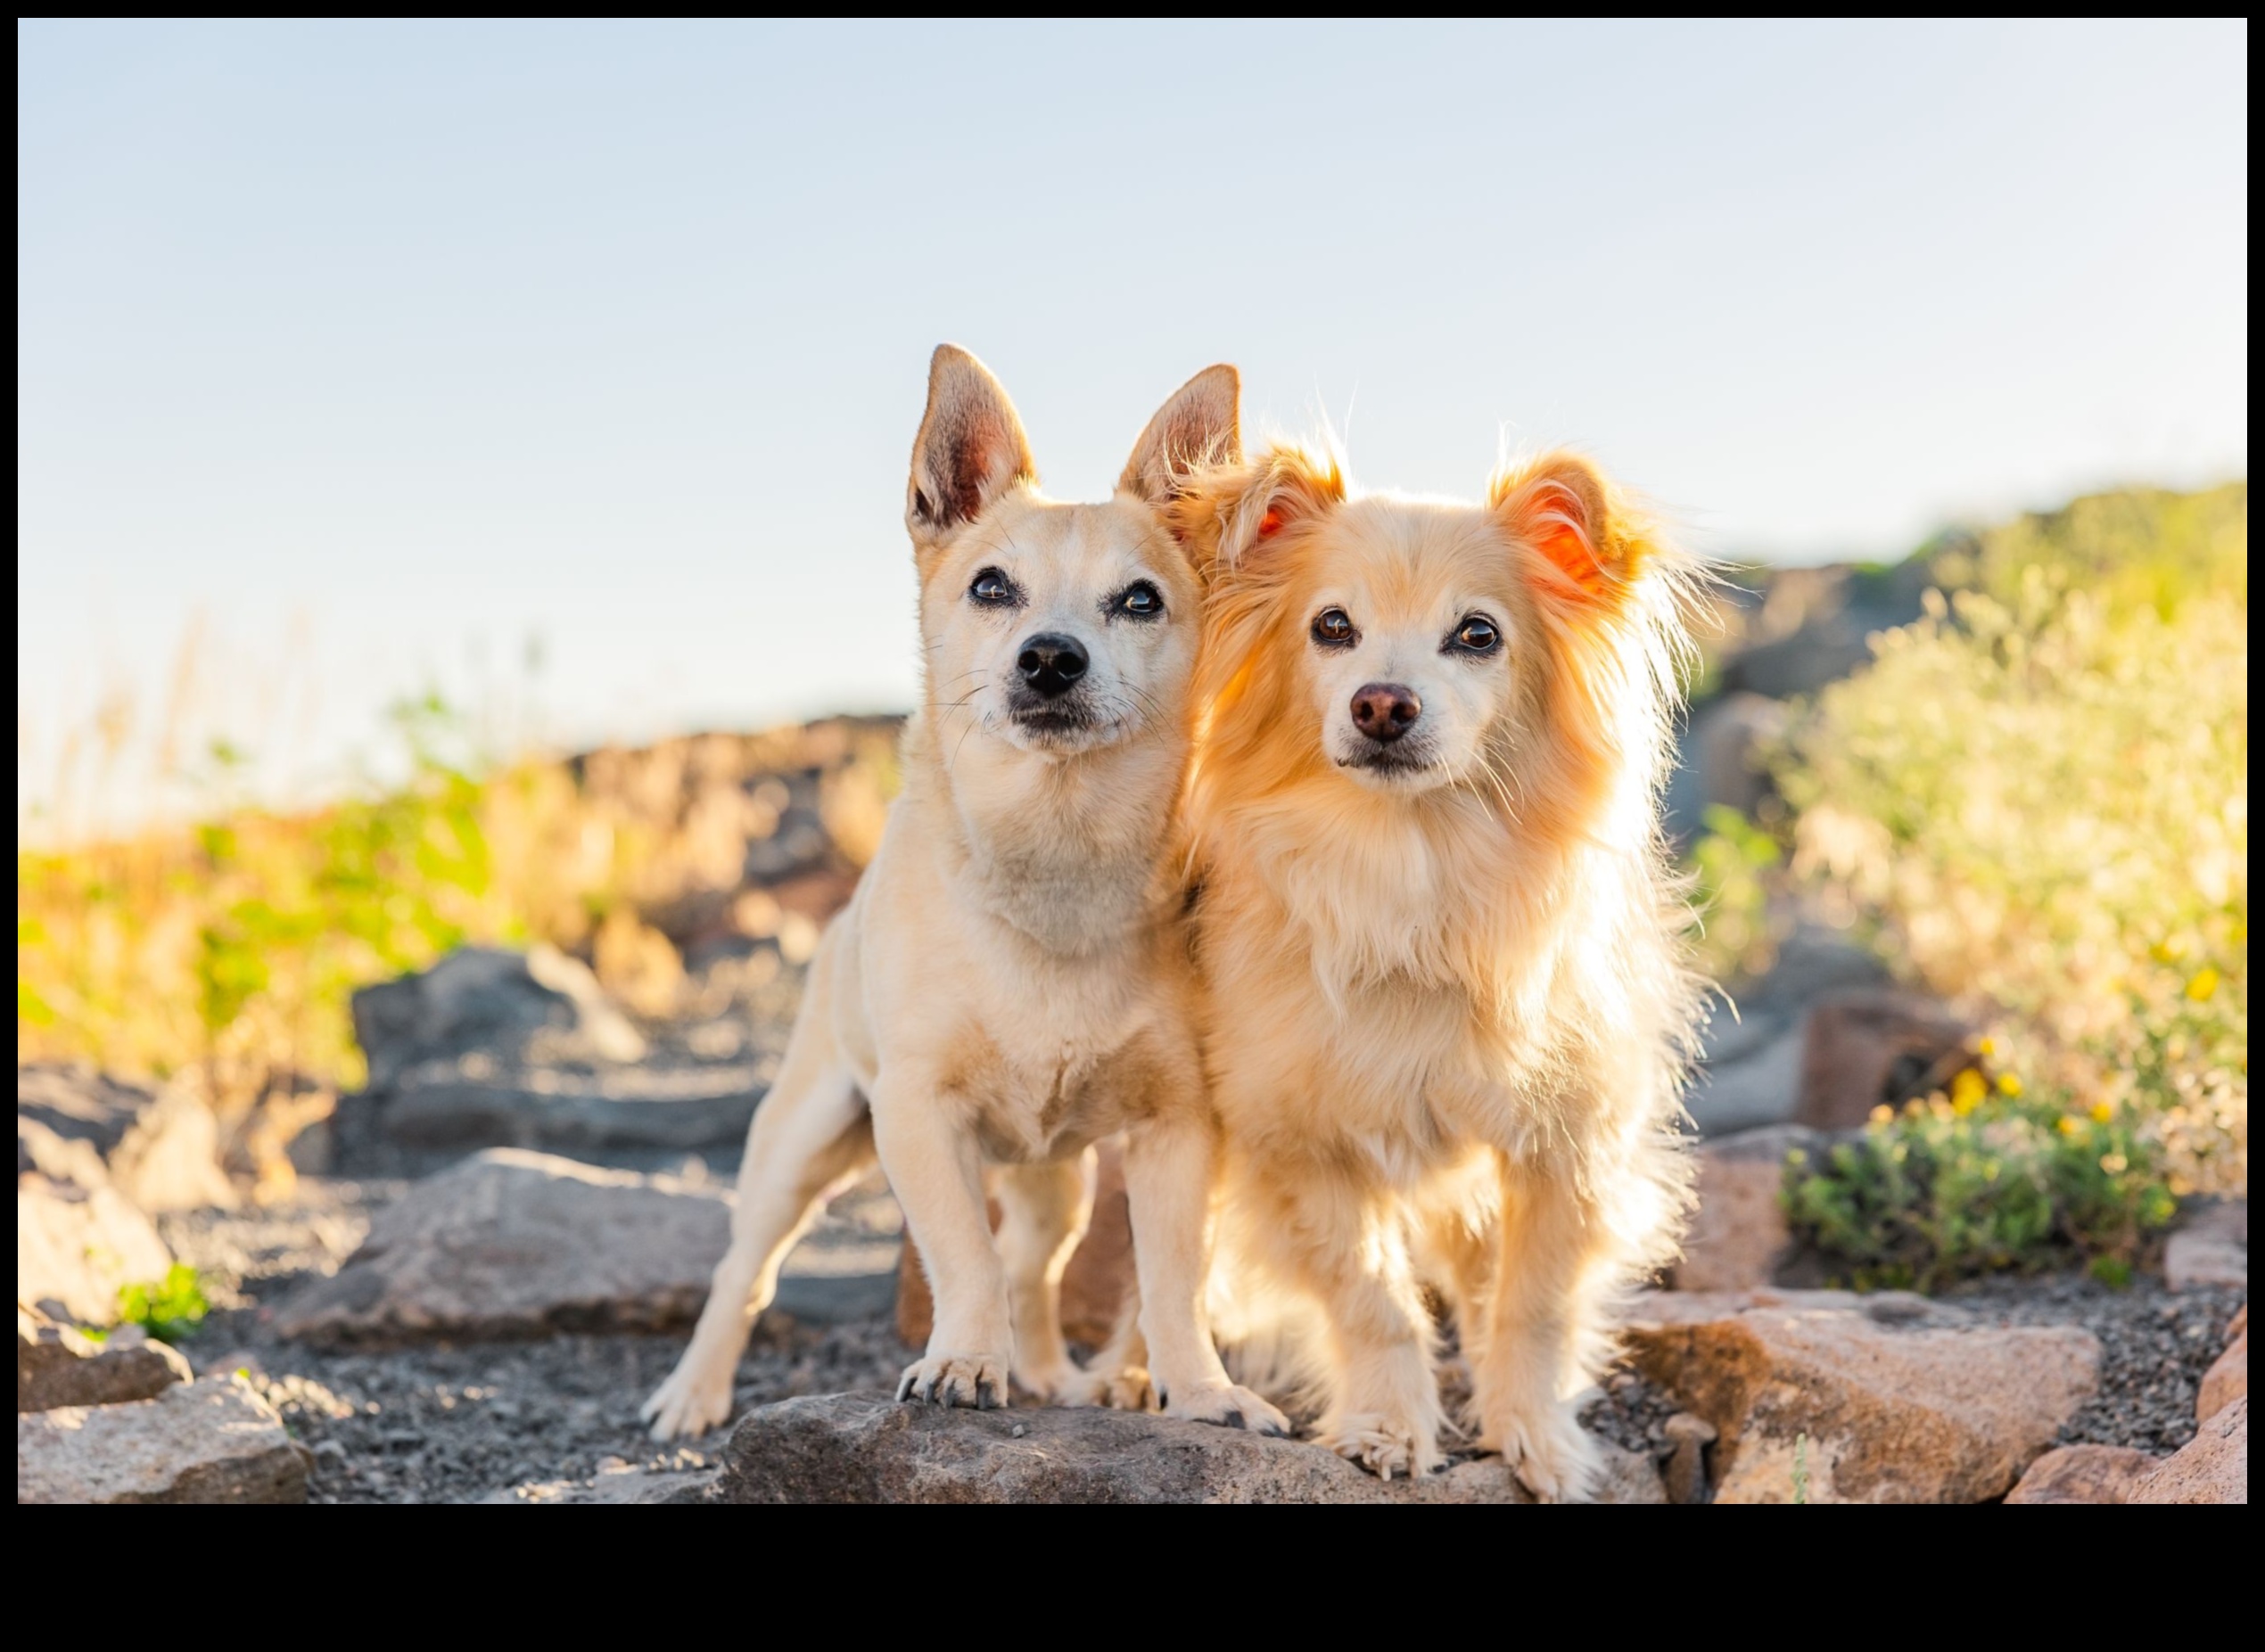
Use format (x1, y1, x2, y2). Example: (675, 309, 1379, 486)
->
(644, 347, 1288, 1442)
(1166, 441, 1702, 1497)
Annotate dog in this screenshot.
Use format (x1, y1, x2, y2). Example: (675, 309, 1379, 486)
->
(643, 345, 1288, 1442)
(1165, 440, 1702, 1498)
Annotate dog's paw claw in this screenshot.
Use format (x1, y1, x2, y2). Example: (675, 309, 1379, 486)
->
(1322, 1410, 1443, 1480)
(641, 1360, 735, 1442)
(1162, 1381, 1292, 1438)
(1485, 1405, 1604, 1503)
(896, 1352, 1011, 1410)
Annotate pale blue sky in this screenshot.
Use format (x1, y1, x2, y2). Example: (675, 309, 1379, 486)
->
(17, 20, 2249, 825)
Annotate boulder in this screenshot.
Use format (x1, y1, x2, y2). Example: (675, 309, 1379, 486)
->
(2163, 1200, 2247, 1291)
(17, 1171, 174, 1326)
(1794, 990, 1974, 1130)
(2199, 1331, 2246, 1422)
(2003, 1443, 2162, 1505)
(273, 1147, 730, 1344)
(340, 948, 771, 1162)
(18, 1303, 190, 1412)
(716, 1392, 1665, 1505)
(897, 1143, 1132, 1350)
(1671, 1125, 1815, 1291)
(2128, 1396, 2246, 1505)
(1623, 1288, 2099, 1503)
(1686, 923, 1891, 1137)
(17, 1064, 235, 1212)
(17, 1374, 309, 1503)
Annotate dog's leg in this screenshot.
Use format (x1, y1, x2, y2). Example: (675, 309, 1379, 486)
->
(1080, 1295, 1155, 1411)
(1122, 1117, 1289, 1435)
(872, 1073, 1011, 1408)
(640, 1044, 870, 1442)
(1470, 1155, 1613, 1502)
(1258, 1173, 1443, 1477)
(994, 1151, 1095, 1402)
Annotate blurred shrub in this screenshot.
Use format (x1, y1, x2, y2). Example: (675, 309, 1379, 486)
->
(1686, 803, 1782, 986)
(16, 698, 901, 1131)
(1780, 482, 2246, 1281)
(117, 1263, 210, 1344)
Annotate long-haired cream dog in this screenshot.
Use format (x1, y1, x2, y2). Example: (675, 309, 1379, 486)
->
(644, 346, 1287, 1442)
(1166, 441, 1701, 1498)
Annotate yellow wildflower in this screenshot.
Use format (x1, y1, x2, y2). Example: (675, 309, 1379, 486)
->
(1997, 1072, 2024, 1097)
(2088, 1101, 2113, 1125)
(1978, 1037, 1997, 1059)
(2057, 1114, 2082, 1137)
(1950, 1068, 1987, 1115)
(1868, 1104, 1894, 1127)
(2186, 967, 2220, 1002)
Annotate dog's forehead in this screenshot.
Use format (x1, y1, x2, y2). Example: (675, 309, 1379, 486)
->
(1317, 497, 1511, 613)
(992, 495, 1170, 577)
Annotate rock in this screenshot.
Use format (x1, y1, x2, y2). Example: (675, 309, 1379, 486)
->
(18, 1303, 190, 1412)
(1685, 694, 1789, 830)
(2164, 1200, 2247, 1290)
(1685, 922, 1891, 1136)
(351, 946, 647, 1090)
(17, 1064, 235, 1212)
(273, 1147, 730, 1344)
(1624, 1288, 2099, 1503)
(17, 1171, 174, 1326)
(487, 1466, 722, 1504)
(897, 1142, 1132, 1350)
(340, 947, 773, 1162)
(2003, 1443, 2163, 1505)
(1715, 558, 1932, 702)
(717, 1391, 1665, 1504)
(1672, 1125, 1815, 1290)
(1661, 1411, 1717, 1504)
(2199, 1331, 2246, 1422)
(16, 1374, 309, 1503)
(1794, 990, 1974, 1130)
(2128, 1396, 2246, 1504)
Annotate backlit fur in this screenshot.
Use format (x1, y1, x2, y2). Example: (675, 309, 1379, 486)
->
(1172, 441, 1705, 1497)
(642, 346, 1285, 1442)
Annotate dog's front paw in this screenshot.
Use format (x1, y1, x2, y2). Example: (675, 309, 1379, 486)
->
(1485, 1403, 1604, 1502)
(1095, 1364, 1156, 1412)
(1158, 1380, 1289, 1436)
(640, 1358, 735, 1442)
(895, 1352, 1010, 1410)
(1322, 1410, 1444, 1480)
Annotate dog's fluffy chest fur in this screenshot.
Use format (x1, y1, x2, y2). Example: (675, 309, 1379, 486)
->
(856, 711, 1195, 1163)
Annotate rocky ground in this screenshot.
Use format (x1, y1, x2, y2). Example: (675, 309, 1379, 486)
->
(17, 578, 2249, 1504)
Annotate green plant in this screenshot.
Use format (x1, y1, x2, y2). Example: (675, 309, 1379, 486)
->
(117, 1264, 209, 1344)
(1783, 1068, 2180, 1292)
(1791, 1433, 1809, 1505)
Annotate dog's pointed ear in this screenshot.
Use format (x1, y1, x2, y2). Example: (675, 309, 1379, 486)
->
(1119, 365, 1241, 510)
(1167, 443, 1344, 583)
(907, 345, 1036, 553)
(1492, 451, 1647, 619)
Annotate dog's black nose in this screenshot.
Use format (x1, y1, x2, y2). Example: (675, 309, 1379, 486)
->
(1350, 682, 1421, 742)
(1017, 632, 1089, 698)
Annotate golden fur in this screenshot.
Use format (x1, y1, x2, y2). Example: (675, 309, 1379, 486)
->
(1169, 441, 1704, 1497)
(643, 346, 1285, 1441)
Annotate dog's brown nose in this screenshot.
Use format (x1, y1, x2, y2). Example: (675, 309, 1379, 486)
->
(1350, 682, 1421, 743)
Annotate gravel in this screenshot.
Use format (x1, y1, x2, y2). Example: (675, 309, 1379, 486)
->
(155, 1176, 2241, 1502)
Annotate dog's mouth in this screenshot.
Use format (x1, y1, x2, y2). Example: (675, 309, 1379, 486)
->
(1006, 691, 1113, 747)
(1337, 741, 1439, 778)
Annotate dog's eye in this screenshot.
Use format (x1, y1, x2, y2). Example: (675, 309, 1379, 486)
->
(1449, 614, 1502, 653)
(1311, 608, 1357, 647)
(968, 568, 1018, 606)
(1113, 580, 1165, 621)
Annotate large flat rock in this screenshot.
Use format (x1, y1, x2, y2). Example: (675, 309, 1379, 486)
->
(1671, 1125, 1815, 1291)
(274, 1147, 731, 1344)
(1625, 1289, 2099, 1503)
(17, 1375, 309, 1504)
(717, 1392, 1666, 1505)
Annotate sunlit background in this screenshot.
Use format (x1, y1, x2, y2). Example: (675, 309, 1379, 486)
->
(18, 19, 2248, 832)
